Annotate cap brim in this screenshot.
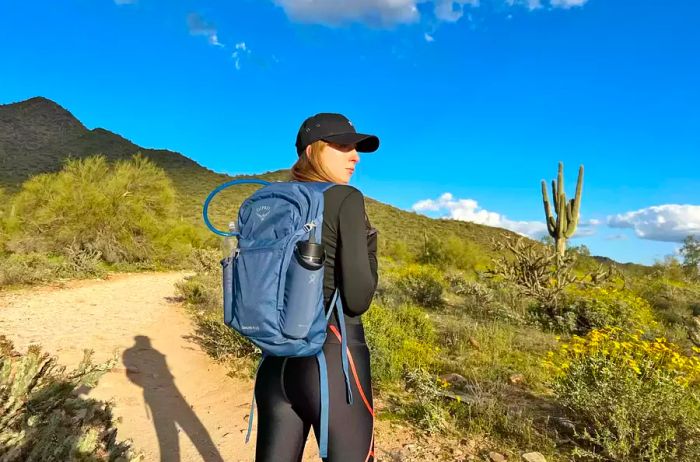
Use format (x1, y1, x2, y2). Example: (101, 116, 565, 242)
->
(322, 133, 380, 153)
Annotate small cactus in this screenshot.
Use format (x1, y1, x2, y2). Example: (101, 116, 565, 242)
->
(541, 162, 584, 258)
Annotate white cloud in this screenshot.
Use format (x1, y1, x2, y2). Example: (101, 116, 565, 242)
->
(273, 0, 421, 26)
(187, 13, 224, 47)
(508, 0, 587, 9)
(412, 192, 548, 238)
(272, 0, 582, 26)
(607, 204, 700, 242)
(550, 0, 588, 8)
(232, 42, 251, 70)
(434, 0, 479, 22)
(506, 0, 542, 10)
(573, 219, 600, 238)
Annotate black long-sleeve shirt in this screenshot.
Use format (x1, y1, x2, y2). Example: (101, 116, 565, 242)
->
(321, 185, 379, 329)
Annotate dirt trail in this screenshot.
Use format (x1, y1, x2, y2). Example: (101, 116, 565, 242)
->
(0, 272, 415, 462)
(0, 272, 308, 461)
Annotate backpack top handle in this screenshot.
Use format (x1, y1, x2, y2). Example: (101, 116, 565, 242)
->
(202, 178, 271, 237)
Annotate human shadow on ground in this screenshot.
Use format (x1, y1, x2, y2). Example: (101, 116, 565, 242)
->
(122, 335, 224, 462)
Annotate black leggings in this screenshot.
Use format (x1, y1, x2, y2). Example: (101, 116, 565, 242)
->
(254, 325, 375, 462)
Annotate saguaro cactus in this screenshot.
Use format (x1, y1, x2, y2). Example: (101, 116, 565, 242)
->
(541, 162, 584, 258)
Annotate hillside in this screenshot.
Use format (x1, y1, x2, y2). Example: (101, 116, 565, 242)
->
(0, 96, 648, 270)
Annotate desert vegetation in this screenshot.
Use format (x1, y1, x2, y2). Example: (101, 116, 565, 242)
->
(3, 149, 699, 460)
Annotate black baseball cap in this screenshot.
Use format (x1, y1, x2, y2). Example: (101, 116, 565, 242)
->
(295, 113, 380, 156)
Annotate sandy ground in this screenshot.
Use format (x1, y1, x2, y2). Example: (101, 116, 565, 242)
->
(0, 272, 419, 462)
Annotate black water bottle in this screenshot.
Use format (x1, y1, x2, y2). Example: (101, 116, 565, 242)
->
(282, 229, 326, 339)
(295, 232, 325, 270)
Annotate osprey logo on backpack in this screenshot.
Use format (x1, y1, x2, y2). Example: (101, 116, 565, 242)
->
(255, 205, 271, 221)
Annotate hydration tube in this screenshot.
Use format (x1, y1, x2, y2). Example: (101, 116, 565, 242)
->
(202, 178, 271, 237)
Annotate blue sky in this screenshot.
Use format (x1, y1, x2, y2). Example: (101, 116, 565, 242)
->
(1, 0, 698, 265)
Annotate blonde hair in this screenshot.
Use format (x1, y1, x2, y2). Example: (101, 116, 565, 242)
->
(290, 140, 338, 183)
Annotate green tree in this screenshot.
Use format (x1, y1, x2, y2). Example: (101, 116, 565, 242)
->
(6, 154, 181, 263)
(680, 235, 700, 278)
(569, 243, 591, 257)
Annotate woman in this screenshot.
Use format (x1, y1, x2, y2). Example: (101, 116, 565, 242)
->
(253, 112, 380, 462)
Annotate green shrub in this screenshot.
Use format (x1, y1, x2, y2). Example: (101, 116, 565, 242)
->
(417, 235, 491, 274)
(363, 302, 440, 384)
(176, 272, 220, 310)
(61, 244, 107, 278)
(633, 277, 700, 328)
(382, 239, 415, 263)
(4, 155, 198, 265)
(0, 253, 60, 286)
(0, 336, 140, 461)
(152, 222, 211, 267)
(390, 263, 445, 308)
(555, 286, 659, 335)
(401, 367, 450, 434)
(546, 327, 700, 461)
(0, 250, 107, 288)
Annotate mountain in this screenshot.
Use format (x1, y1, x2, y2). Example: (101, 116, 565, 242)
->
(0, 96, 284, 227)
(0, 96, 648, 271)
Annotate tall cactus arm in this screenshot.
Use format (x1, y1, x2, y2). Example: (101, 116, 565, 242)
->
(542, 181, 556, 235)
(560, 189, 568, 233)
(557, 161, 564, 204)
(572, 165, 583, 215)
(563, 165, 584, 238)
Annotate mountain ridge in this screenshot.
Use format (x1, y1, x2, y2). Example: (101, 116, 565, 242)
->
(0, 96, 649, 270)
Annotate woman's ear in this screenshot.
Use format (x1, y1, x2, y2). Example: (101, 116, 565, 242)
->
(305, 145, 312, 159)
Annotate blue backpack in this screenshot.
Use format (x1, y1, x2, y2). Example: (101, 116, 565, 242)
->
(202, 179, 353, 458)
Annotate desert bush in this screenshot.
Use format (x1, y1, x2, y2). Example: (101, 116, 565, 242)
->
(400, 367, 450, 434)
(633, 277, 700, 328)
(363, 302, 440, 384)
(381, 239, 415, 263)
(535, 286, 660, 335)
(650, 255, 689, 282)
(62, 244, 107, 278)
(0, 336, 140, 461)
(444, 271, 528, 324)
(389, 263, 445, 308)
(4, 154, 198, 265)
(417, 234, 490, 274)
(545, 327, 700, 461)
(0, 253, 61, 286)
(0, 250, 107, 288)
(176, 272, 220, 310)
(152, 222, 211, 267)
